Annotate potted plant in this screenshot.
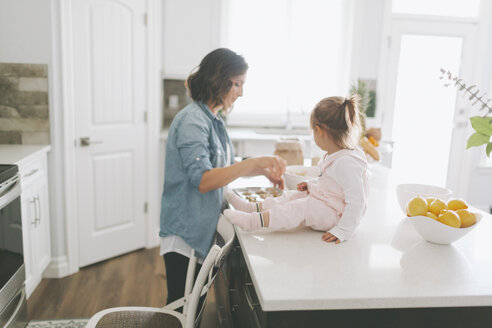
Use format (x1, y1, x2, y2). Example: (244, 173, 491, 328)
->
(440, 69, 492, 157)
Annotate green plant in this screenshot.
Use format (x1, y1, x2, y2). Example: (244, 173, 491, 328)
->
(440, 69, 492, 157)
(350, 79, 377, 136)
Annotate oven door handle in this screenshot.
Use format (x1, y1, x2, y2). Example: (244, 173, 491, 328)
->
(0, 175, 20, 210)
(0, 175, 19, 198)
(4, 286, 26, 328)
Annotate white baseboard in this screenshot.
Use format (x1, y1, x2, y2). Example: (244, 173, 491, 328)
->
(43, 255, 75, 278)
(147, 227, 160, 248)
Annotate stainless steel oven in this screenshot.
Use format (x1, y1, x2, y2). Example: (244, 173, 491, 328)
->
(0, 164, 27, 328)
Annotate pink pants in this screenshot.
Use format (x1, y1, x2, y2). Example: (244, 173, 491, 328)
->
(262, 190, 340, 231)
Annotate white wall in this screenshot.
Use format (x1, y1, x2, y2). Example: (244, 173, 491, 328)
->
(0, 0, 51, 63)
(350, 0, 385, 81)
(162, 0, 221, 78)
(0, 0, 68, 269)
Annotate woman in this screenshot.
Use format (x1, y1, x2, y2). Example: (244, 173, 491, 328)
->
(160, 48, 286, 305)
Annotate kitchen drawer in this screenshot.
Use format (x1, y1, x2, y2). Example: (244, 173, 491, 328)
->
(18, 156, 47, 190)
(228, 241, 267, 328)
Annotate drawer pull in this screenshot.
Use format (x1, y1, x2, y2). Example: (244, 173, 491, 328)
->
(23, 168, 39, 178)
(244, 282, 260, 308)
(244, 282, 262, 327)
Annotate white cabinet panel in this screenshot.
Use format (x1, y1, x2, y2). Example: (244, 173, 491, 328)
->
(19, 154, 51, 298)
(162, 0, 221, 78)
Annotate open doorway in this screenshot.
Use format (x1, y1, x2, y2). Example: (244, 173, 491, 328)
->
(378, 1, 480, 194)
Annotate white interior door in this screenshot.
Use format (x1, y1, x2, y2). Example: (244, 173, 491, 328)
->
(381, 19, 477, 194)
(72, 0, 148, 267)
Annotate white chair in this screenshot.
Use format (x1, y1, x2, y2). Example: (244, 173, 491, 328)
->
(86, 214, 235, 328)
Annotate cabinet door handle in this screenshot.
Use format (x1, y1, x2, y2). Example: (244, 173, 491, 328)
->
(30, 198, 37, 226)
(35, 195, 41, 224)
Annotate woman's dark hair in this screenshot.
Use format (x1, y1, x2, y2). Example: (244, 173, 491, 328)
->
(186, 48, 248, 107)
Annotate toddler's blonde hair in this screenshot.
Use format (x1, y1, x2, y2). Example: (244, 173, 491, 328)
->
(310, 94, 362, 149)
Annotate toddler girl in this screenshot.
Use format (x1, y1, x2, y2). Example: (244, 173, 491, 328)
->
(224, 95, 368, 243)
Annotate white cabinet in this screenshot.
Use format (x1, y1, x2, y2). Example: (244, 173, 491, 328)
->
(162, 0, 221, 78)
(19, 152, 51, 298)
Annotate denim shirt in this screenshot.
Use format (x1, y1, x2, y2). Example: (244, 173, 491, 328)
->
(159, 101, 234, 259)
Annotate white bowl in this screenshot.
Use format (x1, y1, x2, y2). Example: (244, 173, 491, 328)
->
(396, 183, 452, 213)
(407, 213, 482, 245)
(283, 165, 320, 190)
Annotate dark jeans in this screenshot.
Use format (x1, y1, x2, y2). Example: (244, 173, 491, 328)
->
(163, 252, 203, 310)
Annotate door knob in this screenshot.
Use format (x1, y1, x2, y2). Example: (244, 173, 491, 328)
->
(80, 137, 103, 147)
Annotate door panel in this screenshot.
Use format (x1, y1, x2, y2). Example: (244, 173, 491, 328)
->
(92, 151, 133, 230)
(90, 3, 133, 124)
(72, 0, 147, 267)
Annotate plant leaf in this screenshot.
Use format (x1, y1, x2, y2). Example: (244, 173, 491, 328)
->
(467, 132, 490, 149)
(472, 96, 482, 105)
(487, 142, 492, 157)
(469, 90, 480, 100)
(470, 116, 492, 136)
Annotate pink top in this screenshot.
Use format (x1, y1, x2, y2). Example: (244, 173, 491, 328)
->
(307, 148, 368, 241)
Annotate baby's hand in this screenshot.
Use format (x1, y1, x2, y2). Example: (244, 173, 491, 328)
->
(322, 232, 341, 244)
(297, 181, 308, 191)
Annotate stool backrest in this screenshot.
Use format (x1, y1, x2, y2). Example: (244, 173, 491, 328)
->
(184, 214, 235, 328)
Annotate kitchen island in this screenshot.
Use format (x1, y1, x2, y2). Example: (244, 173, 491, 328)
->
(218, 163, 492, 327)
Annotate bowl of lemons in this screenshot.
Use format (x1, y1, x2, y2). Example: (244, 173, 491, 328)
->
(404, 196, 481, 244)
(396, 183, 452, 213)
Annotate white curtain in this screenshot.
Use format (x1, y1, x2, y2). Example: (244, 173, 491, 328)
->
(222, 0, 354, 128)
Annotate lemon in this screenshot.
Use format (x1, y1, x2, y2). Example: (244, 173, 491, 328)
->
(405, 205, 411, 217)
(437, 210, 461, 228)
(406, 196, 428, 216)
(456, 209, 476, 228)
(426, 197, 436, 207)
(429, 199, 447, 216)
(425, 211, 438, 220)
(447, 198, 468, 211)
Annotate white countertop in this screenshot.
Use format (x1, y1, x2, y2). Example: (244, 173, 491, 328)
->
(160, 127, 313, 141)
(0, 144, 51, 166)
(230, 164, 492, 311)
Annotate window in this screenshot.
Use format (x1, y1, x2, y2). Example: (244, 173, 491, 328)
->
(222, 0, 353, 128)
(392, 0, 480, 18)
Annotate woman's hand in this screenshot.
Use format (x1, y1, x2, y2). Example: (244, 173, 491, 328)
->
(255, 156, 287, 189)
(322, 232, 341, 244)
(297, 182, 308, 191)
(266, 172, 285, 190)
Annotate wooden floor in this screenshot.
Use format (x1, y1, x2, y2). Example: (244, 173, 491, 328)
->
(27, 247, 220, 327)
